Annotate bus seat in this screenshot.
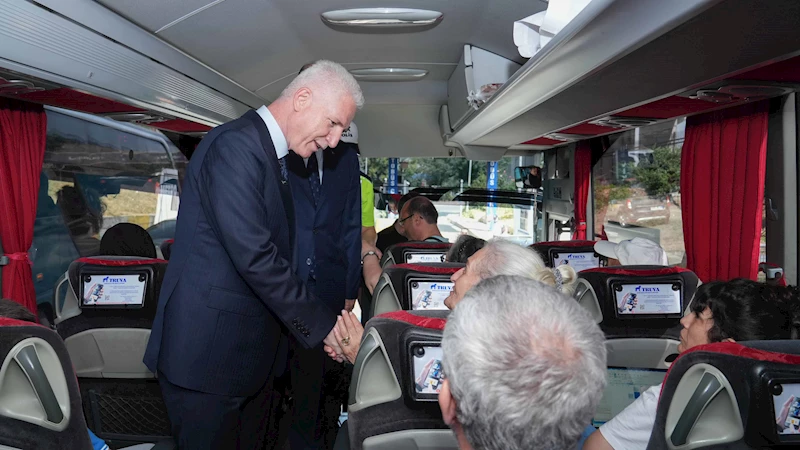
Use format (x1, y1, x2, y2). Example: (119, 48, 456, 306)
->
(347, 310, 456, 450)
(572, 266, 700, 428)
(0, 317, 92, 450)
(530, 240, 606, 270)
(647, 341, 800, 450)
(368, 263, 462, 322)
(53, 257, 172, 446)
(380, 242, 452, 268)
(160, 239, 174, 261)
(54, 257, 167, 379)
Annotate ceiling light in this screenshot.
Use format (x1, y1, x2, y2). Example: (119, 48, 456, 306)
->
(321, 8, 443, 28)
(349, 68, 428, 81)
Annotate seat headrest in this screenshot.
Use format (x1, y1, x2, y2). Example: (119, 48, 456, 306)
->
(349, 310, 451, 449)
(574, 266, 698, 338)
(531, 240, 606, 269)
(389, 263, 463, 276)
(369, 264, 462, 320)
(0, 317, 44, 328)
(649, 341, 800, 450)
(382, 242, 452, 266)
(67, 257, 168, 311)
(160, 239, 174, 260)
(375, 310, 448, 331)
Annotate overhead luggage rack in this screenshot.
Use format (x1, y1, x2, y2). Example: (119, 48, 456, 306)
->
(444, 0, 800, 152)
(452, 189, 540, 207)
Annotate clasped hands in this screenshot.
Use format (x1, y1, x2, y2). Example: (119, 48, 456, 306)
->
(323, 309, 364, 364)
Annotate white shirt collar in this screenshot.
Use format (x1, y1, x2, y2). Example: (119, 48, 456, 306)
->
(255, 105, 288, 160)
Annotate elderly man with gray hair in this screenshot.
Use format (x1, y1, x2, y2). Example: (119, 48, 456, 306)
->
(439, 275, 607, 450)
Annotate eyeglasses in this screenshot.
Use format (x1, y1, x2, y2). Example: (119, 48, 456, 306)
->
(398, 213, 415, 224)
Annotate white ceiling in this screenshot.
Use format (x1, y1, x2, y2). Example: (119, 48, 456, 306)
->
(92, 0, 547, 157)
(94, 0, 545, 103)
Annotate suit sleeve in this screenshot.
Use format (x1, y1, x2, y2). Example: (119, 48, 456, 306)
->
(344, 152, 362, 299)
(197, 131, 336, 348)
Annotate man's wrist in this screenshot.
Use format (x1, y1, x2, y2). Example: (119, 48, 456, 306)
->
(361, 250, 378, 264)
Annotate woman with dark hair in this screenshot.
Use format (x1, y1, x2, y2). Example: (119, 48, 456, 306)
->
(99, 223, 157, 259)
(445, 234, 486, 263)
(585, 279, 800, 450)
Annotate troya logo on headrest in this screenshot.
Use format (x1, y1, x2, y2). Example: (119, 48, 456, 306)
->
(428, 283, 452, 291)
(635, 286, 659, 292)
(102, 276, 126, 283)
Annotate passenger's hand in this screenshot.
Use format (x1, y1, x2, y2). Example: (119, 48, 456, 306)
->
(323, 328, 345, 363)
(344, 299, 356, 312)
(323, 344, 343, 362)
(332, 310, 364, 364)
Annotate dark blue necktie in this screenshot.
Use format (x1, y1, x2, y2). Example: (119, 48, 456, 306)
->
(307, 154, 321, 280)
(278, 155, 288, 182)
(307, 154, 321, 206)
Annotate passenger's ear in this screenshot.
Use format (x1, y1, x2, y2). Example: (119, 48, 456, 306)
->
(438, 379, 457, 426)
(293, 87, 312, 112)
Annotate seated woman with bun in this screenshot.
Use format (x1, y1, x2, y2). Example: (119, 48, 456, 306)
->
(585, 279, 800, 450)
(328, 239, 578, 364)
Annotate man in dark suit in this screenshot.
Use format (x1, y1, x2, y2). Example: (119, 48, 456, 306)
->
(285, 121, 361, 449)
(142, 60, 364, 449)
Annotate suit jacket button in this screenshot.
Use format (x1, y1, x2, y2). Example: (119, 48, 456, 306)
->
(306, 258, 312, 266)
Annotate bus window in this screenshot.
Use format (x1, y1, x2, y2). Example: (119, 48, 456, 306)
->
(362, 156, 530, 238)
(31, 108, 181, 306)
(593, 119, 685, 265)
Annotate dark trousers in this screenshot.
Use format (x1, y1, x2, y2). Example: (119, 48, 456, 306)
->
(287, 341, 346, 450)
(158, 370, 288, 450)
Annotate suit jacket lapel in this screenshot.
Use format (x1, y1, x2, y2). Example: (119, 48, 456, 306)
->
(247, 110, 296, 251)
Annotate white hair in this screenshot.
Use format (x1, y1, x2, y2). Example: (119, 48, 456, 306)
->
(442, 276, 607, 450)
(280, 60, 364, 108)
(476, 239, 578, 295)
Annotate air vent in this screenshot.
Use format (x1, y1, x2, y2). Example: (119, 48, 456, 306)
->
(689, 84, 794, 104)
(718, 85, 793, 99)
(104, 112, 170, 124)
(544, 133, 587, 142)
(690, 90, 737, 104)
(590, 116, 660, 128)
(0, 79, 45, 95)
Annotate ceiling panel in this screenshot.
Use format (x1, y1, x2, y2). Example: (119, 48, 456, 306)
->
(257, 79, 448, 106)
(355, 104, 452, 158)
(155, 0, 543, 93)
(95, 0, 215, 33)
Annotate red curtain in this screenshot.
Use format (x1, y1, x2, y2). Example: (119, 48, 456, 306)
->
(572, 140, 592, 240)
(0, 99, 47, 314)
(681, 101, 769, 282)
